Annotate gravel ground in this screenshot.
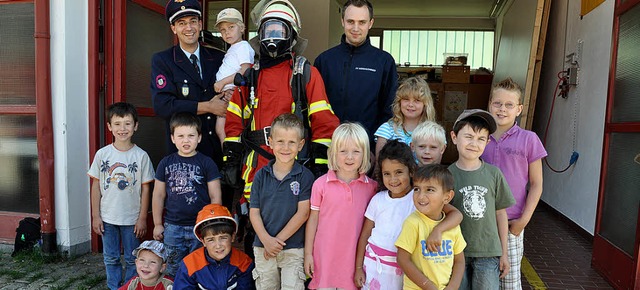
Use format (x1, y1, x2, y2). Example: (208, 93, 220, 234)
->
(0, 248, 108, 290)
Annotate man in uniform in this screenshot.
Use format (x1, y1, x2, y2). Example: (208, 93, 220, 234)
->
(151, 0, 232, 207)
(152, 0, 228, 164)
(223, 0, 339, 203)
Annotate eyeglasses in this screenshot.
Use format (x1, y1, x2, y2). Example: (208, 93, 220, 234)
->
(491, 101, 519, 110)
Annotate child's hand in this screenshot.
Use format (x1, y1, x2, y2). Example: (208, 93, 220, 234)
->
(354, 267, 366, 288)
(304, 254, 314, 278)
(508, 218, 527, 236)
(214, 81, 224, 93)
(153, 225, 164, 241)
(426, 228, 443, 252)
(92, 216, 104, 236)
(263, 236, 285, 258)
(134, 218, 147, 239)
(499, 254, 510, 278)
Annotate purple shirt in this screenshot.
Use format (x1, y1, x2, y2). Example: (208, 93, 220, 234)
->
(481, 124, 547, 219)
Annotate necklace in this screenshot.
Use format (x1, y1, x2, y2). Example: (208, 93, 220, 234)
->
(402, 126, 412, 137)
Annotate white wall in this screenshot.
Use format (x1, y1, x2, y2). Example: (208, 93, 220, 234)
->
(532, 0, 614, 234)
(51, 0, 91, 255)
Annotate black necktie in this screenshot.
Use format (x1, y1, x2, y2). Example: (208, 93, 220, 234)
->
(190, 54, 201, 78)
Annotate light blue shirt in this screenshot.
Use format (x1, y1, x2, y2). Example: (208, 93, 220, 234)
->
(180, 45, 202, 78)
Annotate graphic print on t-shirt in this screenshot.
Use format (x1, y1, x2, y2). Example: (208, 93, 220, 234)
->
(421, 239, 454, 264)
(165, 163, 205, 204)
(100, 160, 139, 192)
(459, 185, 487, 220)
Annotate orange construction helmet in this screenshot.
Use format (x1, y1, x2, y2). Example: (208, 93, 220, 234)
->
(193, 204, 238, 241)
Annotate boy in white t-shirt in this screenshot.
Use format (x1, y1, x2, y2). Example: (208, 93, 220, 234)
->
(88, 102, 155, 290)
(213, 7, 255, 143)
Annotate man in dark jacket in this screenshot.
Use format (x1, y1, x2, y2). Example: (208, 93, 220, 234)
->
(151, 0, 229, 167)
(314, 0, 398, 146)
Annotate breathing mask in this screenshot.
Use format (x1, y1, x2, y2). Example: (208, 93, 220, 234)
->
(259, 19, 293, 58)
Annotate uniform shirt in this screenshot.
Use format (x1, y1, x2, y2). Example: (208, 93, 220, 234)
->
(448, 162, 515, 257)
(395, 211, 466, 290)
(314, 35, 397, 140)
(225, 59, 340, 201)
(481, 124, 547, 219)
(155, 152, 221, 225)
(151, 44, 225, 166)
(87, 144, 155, 225)
(250, 160, 313, 249)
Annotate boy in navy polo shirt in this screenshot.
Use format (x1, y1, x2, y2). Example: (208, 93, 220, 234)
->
(249, 113, 314, 289)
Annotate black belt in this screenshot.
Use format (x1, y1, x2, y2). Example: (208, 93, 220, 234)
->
(244, 126, 271, 146)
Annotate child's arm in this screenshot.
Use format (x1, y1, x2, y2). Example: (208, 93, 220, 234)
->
(249, 208, 285, 259)
(304, 209, 319, 278)
(90, 178, 103, 235)
(496, 208, 510, 278)
(426, 204, 462, 252)
(354, 218, 374, 288)
(134, 182, 150, 238)
(214, 63, 252, 93)
(397, 248, 438, 290)
(275, 200, 310, 245)
(207, 179, 222, 205)
(509, 159, 543, 236)
(151, 180, 166, 241)
(444, 252, 465, 290)
(374, 137, 388, 161)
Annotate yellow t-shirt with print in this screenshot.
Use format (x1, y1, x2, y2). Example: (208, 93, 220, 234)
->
(395, 211, 466, 290)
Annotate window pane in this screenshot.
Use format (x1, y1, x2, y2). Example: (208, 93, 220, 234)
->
(126, 1, 175, 109)
(0, 3, 35, 105)
(0, 115, 39, 214)
(612, 4, 640, 123)
(383, 30, 494, 69)
(599, 132, 640, 255)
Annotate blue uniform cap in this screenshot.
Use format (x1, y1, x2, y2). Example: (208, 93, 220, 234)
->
(165, 0, 202, 24)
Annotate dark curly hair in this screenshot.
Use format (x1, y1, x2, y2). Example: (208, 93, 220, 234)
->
(375, 140, 416, 191)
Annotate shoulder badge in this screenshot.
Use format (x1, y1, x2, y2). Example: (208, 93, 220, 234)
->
(155, 74, 167, 89)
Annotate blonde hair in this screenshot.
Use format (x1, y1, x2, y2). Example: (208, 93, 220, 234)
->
(391, 77, 436, 132)
(327, 123, 371, 174)
(490, 77, 523, 104)
(412, 121, 447, 146)
(271, 113, 304, 139)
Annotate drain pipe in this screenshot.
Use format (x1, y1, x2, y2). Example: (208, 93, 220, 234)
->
(34, 0, 56, 253)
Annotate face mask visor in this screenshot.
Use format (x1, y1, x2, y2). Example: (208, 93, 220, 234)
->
(259, 19, 290, 42)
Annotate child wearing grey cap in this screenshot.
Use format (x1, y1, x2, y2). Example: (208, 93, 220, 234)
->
(119, 240, 174, 290)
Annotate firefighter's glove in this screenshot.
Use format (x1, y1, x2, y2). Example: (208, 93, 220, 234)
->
(310, 143, 329, 179)
(221, 141, 244, 189)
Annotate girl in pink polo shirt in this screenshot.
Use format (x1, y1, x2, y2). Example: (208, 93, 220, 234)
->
(481, 78, 547, 290)
(304, 123, 378, 290)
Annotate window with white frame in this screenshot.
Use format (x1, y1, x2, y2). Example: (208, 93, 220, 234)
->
(382, 30, 494, 70)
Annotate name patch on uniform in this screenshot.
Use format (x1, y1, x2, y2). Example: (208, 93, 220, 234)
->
(355, 67, 377, 73)
(155, 74, 167, 89)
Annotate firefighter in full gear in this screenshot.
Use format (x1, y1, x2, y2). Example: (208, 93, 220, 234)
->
(222, 0, 339, 203)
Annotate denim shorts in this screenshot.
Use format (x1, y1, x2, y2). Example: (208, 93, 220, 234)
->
(459, 256, 500, 290)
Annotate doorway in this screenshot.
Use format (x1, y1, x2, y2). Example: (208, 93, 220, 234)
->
(593, 0, 640, 289)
